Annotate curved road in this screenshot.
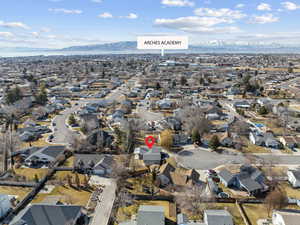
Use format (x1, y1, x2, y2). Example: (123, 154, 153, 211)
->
(51, 84, 128, 145)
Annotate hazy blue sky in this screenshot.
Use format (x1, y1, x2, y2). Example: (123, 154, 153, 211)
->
(0, 0, 300, 48)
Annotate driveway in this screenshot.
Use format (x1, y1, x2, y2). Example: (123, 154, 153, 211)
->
(176, 147, 300, 170)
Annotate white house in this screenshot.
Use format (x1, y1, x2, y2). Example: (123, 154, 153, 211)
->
(0, 194, 13, 218)
(287, 170, 300, 188)
(272, 209, 300, 225)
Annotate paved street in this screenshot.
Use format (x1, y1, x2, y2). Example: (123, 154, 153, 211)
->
(51, 103, 83, 145)
(136, 100, 164, 122)
(90, 179, 117, 225)
(176, 147, 300, 170)
(51, 83, 128, 145)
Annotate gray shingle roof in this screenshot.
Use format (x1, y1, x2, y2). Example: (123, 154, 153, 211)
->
(137, 205, 165, 225)
(290, 170, 300, 180)
(239, 178, 262, 192)
(205, 210, 233, 225)
(10, 204, 82, 225)
(74, 154, 104, 168)
(40, 146, 65, 158)
(218, 169, 235, 183)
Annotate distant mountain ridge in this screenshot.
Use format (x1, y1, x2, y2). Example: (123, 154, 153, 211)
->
(2, 41, 300, 54)
(61, 41, 300, 51)
(61, 41, 137, 51)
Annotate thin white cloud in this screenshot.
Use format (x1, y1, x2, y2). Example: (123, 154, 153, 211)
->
(194, 8, 246, 19)
(154, 16, 242, 34)
(48, 8, 82, 14)
(235, 4, 245, 9)
(181, 26, 242, 34)
(281, 1, 300, 10)
(161, 0, 195, 7)
(125, 13, 138, 19)
(98, 12, 113, 18)
(40, 27, 51, 33)
(257, 3, 272, 11)
(155, 16, 234, 28)
(0, 32, 14, 38)
(31, 32, 40, 37)
(250, 13, 279, 24)
(91, 0, 102, 3)
(0, 21, 30, 30)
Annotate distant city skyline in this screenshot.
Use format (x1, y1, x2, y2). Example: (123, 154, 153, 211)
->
(1, 0, 300, 48)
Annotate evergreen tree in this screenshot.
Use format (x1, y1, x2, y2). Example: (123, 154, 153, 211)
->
(5, 86, 22, 104)
(191, 128, 201, 144)
(67, 174, 72, 187)
(68, 114, 77, 126)
(34, 174, 39, 183)
(75, 173, 80, 188)
(36, 85, 48, 105)
(209, 135, 220, 151)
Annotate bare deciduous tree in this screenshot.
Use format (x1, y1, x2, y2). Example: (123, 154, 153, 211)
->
(265, 187, 288, 217)
(0, 130, 21, 172)
(175, 185, 206, 216)
(178, 106, 212, 135)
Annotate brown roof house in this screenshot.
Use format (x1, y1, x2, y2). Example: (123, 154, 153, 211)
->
(157, 162, 200, 187)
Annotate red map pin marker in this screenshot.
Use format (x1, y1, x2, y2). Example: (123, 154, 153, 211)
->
(145, 136, 155, 149)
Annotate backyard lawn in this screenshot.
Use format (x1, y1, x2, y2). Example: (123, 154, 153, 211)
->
(117, 200, 176, 224)
(280, 182, 300, 199)
(15, 168, 48, 181)
(243, 203, 300, 225)
(32, 185, 92, 206)
(0, 186, 32, 201)
(243, 204, 268, 225)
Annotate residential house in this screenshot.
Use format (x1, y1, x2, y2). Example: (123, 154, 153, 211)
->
(156, 99, 173, 110)
(157, 163, 200, 187)
(233, 100, 251, 109)
(204, 210, 234, 225)
(120, 205, 165, 225)
(0, 194, 13, 219)
(220, 132, 234, 147)
(9, 204, 86, 225)
(177, 210, 233, 225)
(287, 170, 300, 188)
(86, 130, 114, 148)
(74, 154, 113, 176)
(218, 165, 267, 196)
(18, 126, 51, 142)
(165, 117, 182, 131)
(249, 131, 282, 149)
(280, 136, 300, 150)
(257, 98, 271, 107)
(272, 209, 300, 225)
(173, 133, 190, 146)
(134, 146, 162, 166)
(24, 145, 65, 168)
(206, 112, 221, 121)
(79, 114, 100, 131)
